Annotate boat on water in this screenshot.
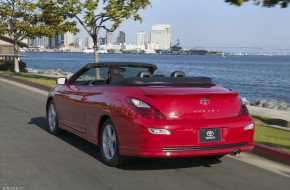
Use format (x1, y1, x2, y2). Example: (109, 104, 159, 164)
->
(82, 49, 108, 54)
(83, 49, 94, 53)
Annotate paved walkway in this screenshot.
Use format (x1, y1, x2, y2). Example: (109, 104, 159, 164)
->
(248, 105, 290, 121)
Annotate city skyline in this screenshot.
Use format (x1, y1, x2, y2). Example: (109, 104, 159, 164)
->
(28, 0, 290, 51)
(27, 24, 289, 55)
(28, 23, 170, 49)
(107, 0, 290, 49)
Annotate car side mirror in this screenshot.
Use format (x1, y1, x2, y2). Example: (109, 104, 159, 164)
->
(57, 77, 67, 85)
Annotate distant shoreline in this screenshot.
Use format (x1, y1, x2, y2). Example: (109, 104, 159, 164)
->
(22, 51, 290, 57)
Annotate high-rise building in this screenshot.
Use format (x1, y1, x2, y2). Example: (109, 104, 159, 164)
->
(49, 37, 56, 48)
(136, 31, 146, 45)
(75, 37, 83, 48)
(53, 32, 75, 48)
(55, 34, 64, 48)
(150, 24, 171, 50)
(106, 31, 113, 45)
(85, 37, 94, 48)
(98, 37, 106, 45)
(116, 31, 125, 44)
(28, 36, 49, 48)
(27, 22, 50, 48)
(64, 32, 74, 47)
(27, 38, 34, 47)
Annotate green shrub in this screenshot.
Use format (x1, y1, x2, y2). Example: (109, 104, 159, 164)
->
(0, 60, 27, 72)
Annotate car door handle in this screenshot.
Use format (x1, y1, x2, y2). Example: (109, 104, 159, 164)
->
(81, 96, 87, 102)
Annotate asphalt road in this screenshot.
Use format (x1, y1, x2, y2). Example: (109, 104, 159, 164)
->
(1, 79, 290, 190)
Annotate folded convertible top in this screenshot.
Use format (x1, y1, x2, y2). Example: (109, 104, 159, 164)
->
(111, 77, 214, 86)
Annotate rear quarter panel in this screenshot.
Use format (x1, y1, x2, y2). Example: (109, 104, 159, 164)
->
(84, 86, 146, 145)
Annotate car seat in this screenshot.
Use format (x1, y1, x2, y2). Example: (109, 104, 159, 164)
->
(137, 71, 152, 77)
(170, 71, 185, 77)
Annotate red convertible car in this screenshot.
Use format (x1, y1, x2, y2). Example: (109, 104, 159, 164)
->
(46, 62, 254, 167)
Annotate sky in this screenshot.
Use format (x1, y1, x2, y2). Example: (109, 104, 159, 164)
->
(84, 0, 290, 50)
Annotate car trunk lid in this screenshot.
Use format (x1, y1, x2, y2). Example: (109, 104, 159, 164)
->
(139, 86, 241, 120)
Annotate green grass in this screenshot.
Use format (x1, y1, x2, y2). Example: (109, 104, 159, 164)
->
(254, 125, 290, 152)
(0, 72, 56, 87)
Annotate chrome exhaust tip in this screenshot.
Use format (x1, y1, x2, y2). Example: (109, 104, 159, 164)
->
(230, 149, 241, 156)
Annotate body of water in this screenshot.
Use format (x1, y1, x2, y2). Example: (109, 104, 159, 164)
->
(22, 52, 290, 103)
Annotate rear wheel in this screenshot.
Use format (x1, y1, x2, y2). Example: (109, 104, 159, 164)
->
(48, 100, 62, 135)
(100, 119, 124, 167)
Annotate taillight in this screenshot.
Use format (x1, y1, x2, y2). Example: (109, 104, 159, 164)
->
(238, 101, 249, 116)
(127, 97, 166, 120)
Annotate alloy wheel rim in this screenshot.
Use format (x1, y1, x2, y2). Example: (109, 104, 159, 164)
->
(102, 124, 116, 160)
(48, 103, 56, 131)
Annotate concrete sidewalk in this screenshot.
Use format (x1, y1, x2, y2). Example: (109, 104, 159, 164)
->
(248, 105, 290, 122)
(247, 105, 290, 165)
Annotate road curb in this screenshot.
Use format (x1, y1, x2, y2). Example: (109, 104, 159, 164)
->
(251, 143, 290, 165)
(1, 72, 290, 165)
(0, 73, 52, 92)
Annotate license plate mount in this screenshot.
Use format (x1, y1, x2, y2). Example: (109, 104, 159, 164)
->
(199, 128, 221, 142)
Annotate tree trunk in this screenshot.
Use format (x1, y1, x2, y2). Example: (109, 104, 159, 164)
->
(14, 57, 20, 73)
(14, 43, 20, 73)
(94, 44, 99, 63)
(93, 41, 100, 78)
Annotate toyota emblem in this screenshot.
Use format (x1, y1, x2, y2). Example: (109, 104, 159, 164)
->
(200, 98, 210, 105)
(206, 131, 214, 137)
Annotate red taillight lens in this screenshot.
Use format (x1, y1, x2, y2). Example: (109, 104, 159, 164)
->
(127, 97, 166, 120)
(238, 103, 249, 116)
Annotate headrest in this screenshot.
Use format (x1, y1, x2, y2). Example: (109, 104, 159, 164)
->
(170, 71, 185, 77)
(137, 71, 152, 77)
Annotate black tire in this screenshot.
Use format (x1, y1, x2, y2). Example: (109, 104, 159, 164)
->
(100, 119, 124, 167)
(47, 100, 63, 135)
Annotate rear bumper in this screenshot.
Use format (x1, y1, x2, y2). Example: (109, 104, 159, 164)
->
(116, 115, 255, 158)
(120, 143, 253, 158)
(162, 142, 248, 152)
